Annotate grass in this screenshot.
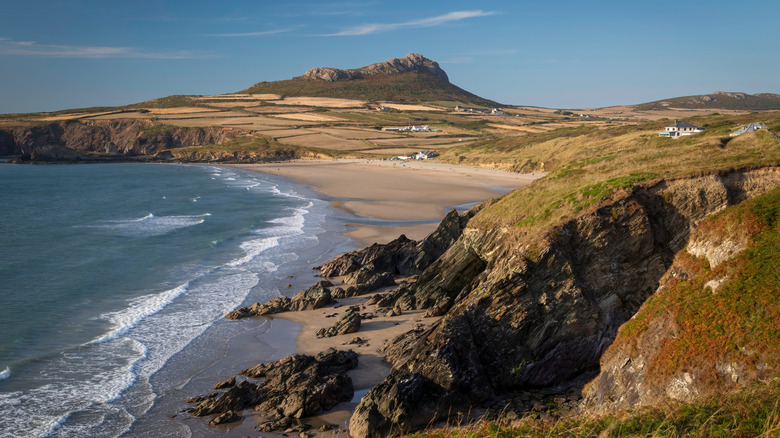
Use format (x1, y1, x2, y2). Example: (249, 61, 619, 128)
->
(410, 379, 780, 437)
(613, 187, 780, 384)
(243, 71, 497, 107)
(461, 112, 780, 232)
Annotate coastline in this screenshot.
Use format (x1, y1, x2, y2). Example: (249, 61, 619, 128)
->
(231, 159, 542, 246)
(196, 159, 541, 435)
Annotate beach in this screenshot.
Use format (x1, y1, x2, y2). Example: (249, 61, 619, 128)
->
(233, 159, 542, 246)
(194, 159, 543, 436)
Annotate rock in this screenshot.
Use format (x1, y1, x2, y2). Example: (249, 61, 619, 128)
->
(316, 310, 361, 338)
(348, 170, 780, 436)
(192, 381, 262, 417)
(208, 410, 241, 425)
(213, 377, 236, 390)
(225, 281, 334, 319)
(194, 349, 357, 431)
(303, 53, 449, 83)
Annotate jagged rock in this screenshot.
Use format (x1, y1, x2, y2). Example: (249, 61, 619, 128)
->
(208, 410, 240, 425)
(213, 377, 236, 390)
(192, 349, 357, 430)
(349, 169, 780, 437)
(192, 380, 262, 417)
(303, 53, 449, 83)
(226, 281, 334, 319)
(316, 309, 361, 338)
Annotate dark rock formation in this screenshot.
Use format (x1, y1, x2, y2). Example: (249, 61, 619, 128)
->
(349, 168, 780, 437)
(213, 377, 236, 390)
(318, 207, 483, 281)
(190, 349, 358, 430)
(208, 410, 240, 426)
(303, 53, 449, 83)
(226, 281, 334, 319)
(316, 309, 361, 338)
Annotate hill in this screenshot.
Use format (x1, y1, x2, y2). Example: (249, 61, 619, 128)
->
(241, 53, 498, 107)
(634, 91, 780, 111)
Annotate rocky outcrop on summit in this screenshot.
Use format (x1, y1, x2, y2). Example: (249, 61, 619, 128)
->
(303, 53, 449, 83)
(2, 119, 231, 162)
(349, 168, 780, 437)
(189, 348, 358, 430)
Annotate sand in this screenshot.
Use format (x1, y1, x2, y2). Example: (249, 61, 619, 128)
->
(233, 159, 542, 246)
(192, 160, 543, 437)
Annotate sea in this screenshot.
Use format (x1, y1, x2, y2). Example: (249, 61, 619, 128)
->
(0, 163, 352, 437)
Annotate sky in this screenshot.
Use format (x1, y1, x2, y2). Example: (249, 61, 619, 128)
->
(1, 0, 779, 113)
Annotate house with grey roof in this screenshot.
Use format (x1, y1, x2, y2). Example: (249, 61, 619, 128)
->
(659, 120, 704, 138)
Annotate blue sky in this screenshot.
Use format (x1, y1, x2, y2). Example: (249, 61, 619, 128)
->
(1, 0, 778, 113)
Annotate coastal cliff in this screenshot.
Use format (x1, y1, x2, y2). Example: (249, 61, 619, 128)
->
(0, 119, 232, 162)
(345, 168, 780, 436)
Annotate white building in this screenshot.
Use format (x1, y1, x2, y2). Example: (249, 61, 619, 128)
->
(659, 120, 704, 138)
(491, 108, 504, 115)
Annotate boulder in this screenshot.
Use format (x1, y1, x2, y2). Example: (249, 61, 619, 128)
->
(316, 309, 361, 338)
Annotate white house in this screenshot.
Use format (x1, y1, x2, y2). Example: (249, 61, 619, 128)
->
(659, 120, 704, 138)
(491, 108, 504, 115)
(410, 125, 430, 132)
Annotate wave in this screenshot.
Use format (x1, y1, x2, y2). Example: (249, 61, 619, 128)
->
(0, 367, 9, 380)
(89, 284, 190, 345)
(87, 213, 210, 237)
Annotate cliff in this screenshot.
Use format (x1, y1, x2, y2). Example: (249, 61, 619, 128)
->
(344, 167, 780, 436)
(0, 119, 232, 162)
(582, 185, 779, 414)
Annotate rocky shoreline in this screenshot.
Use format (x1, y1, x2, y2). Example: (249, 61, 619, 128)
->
(184, 167, 780, 437)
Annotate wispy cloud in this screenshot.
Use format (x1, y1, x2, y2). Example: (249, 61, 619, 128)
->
(208, 28, 293, 37)
(0, 38, 207, 59)
(322, 10, 496, 36)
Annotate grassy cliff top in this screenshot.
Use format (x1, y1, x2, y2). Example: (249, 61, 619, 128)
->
(454, 112, 780, 231)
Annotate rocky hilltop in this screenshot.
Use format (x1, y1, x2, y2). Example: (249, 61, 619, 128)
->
(634, 91, 780, 111)
(302, 53, 449, 82)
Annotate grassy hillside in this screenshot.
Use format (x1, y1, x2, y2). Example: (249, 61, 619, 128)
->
(634, 92, 780, 111)
(411, 379, 780, 437)
(242, 72, 498, 106)
(446, 112, 780, 231)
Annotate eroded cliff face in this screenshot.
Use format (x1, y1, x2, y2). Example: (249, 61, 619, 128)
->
(1, 119, 231, 162)
(582, 184, 779, 414)
(349, 168, 780, 437)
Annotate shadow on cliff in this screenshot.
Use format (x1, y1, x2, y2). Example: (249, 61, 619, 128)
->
(348, 168, 780, 437)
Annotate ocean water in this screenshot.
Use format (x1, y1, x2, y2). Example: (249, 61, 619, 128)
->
(0, 163, 345, 437)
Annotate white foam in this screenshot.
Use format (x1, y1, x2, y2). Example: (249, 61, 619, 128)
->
(0, 367, 9, 380)
(90, 284, 190, 345)
(88, 213, 210, 237)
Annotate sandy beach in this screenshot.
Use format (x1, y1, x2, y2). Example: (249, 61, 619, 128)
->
(179, 159, 542, 436)
(233, 159, 542, 246)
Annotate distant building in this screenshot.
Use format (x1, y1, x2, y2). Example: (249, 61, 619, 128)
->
(659, 120, 704, 138)
(415, 150, 438, 160)
(491, 108, 504, 115)
(730, 122, 766, 137)
(383, 125, 430, 132)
